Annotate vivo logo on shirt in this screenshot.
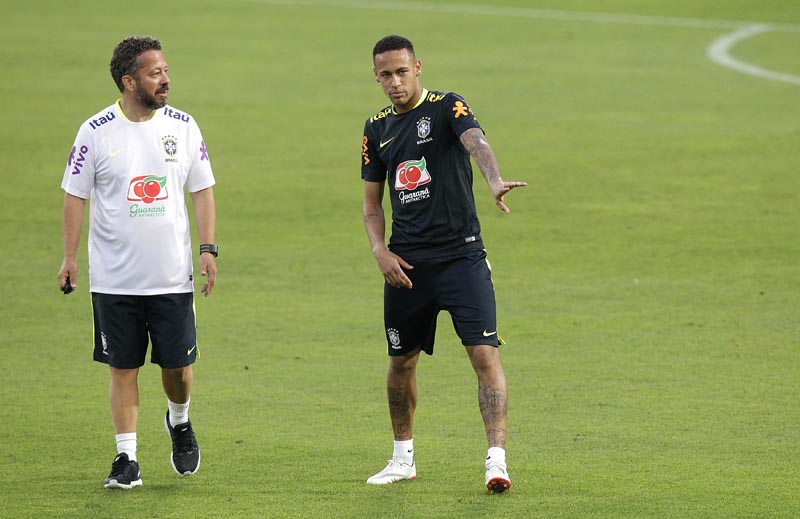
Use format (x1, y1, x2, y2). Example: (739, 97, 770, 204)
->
(69, 145, 89, 175)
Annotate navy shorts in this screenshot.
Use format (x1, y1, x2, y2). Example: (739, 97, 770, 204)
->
(92, 292, 197, 369)
(383, 249, 501, 356)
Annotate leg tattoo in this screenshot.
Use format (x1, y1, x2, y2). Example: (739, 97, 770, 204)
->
(388, 386, 413, 440)
(478, 384, 507, 447)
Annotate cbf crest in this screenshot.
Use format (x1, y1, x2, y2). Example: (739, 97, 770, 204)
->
(416, 117, 431, 139)
(162, 135, 179, 163)
(387, 328, 401, 349)
(162, 135, 178, 157)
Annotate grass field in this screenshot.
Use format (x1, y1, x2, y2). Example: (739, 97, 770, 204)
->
(1, 1, 799, 517)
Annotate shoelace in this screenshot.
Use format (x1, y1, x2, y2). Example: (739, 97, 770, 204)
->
(173, 424, 196, 453)
(109, 455, 130, 477)
(385, 459, 412, 470)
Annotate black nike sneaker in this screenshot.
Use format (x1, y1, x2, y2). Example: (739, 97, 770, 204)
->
(165, 411, 201, 476)
(103, 453, 142, 489)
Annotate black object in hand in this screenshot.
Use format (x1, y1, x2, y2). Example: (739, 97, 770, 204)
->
(62, 275, 74, 295)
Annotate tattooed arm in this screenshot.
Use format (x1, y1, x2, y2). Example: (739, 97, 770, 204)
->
(459, 127, 527, 213)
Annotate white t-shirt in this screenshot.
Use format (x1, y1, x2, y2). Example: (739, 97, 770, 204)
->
(61, 101, 215, 295)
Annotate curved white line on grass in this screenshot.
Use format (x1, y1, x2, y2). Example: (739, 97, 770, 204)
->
(247, 0, 800, 85)
(707, 24, 800, 86)
(246, 0, 800, 32)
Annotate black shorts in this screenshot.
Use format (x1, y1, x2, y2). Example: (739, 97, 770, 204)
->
(92, 292, 197, 369)
(383, 249, 501, 356)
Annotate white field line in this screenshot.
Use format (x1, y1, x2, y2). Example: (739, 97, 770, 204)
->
(246, 0, 800, 86)
(707, 24, 800, 86)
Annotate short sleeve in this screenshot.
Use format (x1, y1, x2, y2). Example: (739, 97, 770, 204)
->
(361, 120, 386, 183)
(61, 123, 96, 199)
(185, 118, 216, 193)
(444, 92, 483, 138)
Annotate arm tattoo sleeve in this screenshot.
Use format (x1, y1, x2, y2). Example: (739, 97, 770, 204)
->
(460, 128, 502, 186)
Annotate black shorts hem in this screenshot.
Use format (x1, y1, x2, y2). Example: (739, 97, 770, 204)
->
(387, 345, 432, 357)
(462, 339, 501, 347)
(93, 355, 145, 369)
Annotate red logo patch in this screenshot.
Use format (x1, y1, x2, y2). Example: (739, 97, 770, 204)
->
(395, 157, 431, 191)
(127, 175, 168, 204)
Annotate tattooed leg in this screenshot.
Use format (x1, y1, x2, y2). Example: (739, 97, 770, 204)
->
(479, 384, 508, 447)
(387, 351, 420, 440)
(467, 345, 508, 448)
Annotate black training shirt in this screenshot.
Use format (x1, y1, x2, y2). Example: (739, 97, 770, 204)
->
(362, 89, 485, 260)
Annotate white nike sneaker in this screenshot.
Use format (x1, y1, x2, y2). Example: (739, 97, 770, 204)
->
(485, 460, 512, 493)
(366, 458, 416, 485)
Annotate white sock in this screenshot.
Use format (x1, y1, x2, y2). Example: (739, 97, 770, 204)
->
(168, 398, 190, 427)
(116, 432, 137, 461)
(393, 439, 414, 460)
(486, 447, 506, 467)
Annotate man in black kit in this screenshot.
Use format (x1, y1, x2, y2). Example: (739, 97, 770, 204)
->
(361, 35, 526, 493)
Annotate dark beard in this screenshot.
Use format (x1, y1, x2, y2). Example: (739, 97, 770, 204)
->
(136, 85, 168, 110)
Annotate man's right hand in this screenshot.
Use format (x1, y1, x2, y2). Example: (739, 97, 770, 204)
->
(374, 248, 414, 289)
(57, 259, 77, 294)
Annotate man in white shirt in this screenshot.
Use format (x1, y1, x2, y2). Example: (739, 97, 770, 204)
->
(57, 35, 217, 489)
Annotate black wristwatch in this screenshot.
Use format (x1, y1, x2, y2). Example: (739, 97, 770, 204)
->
(199, 243, 218, 257)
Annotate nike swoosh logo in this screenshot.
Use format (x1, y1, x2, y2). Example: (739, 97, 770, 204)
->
(380, 137, 395, 148)
(108, 148, 126, 157)
(187, 345, 197, 355)
(482, 330, 497, 337)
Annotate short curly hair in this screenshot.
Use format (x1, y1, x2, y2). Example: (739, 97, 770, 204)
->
(110, 35, 162, 92)
(372, 35, 415, 59)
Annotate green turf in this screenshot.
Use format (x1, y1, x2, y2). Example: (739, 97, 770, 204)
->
(1, 1, 798, 517)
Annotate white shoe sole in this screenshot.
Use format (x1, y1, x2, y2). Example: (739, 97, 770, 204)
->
(104, 478, 142, 490)
(366, 474, 416, 485)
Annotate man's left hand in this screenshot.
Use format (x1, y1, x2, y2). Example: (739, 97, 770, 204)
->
(492, 181, 527, 213)
(199, 253, 217, 297)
